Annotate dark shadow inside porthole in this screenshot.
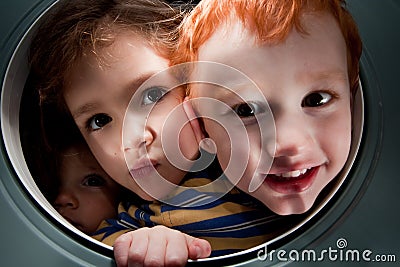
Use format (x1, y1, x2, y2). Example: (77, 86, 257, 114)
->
(3, 0, 368, 266)
(0, 1, 113, 255)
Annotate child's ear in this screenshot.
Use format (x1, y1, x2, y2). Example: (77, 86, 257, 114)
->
(182, 97, 205, 144)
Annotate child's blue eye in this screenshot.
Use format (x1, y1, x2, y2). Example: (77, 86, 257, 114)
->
(82, 174, 106, 187)
(302, 92, 332, 107)
(88, 113, 112, 130)
(232, 102, 261, 117)
(142, 86, 168, 105)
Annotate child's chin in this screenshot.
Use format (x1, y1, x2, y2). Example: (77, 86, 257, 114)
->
(263, 196, 316, 216)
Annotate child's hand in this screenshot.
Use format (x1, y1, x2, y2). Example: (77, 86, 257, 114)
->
(113, 225, 211, 267)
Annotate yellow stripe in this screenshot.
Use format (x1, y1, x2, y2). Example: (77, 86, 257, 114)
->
(117, 178, 249, 227)
(96, 229, 131, 246)
(92, 219, 132, 246)
(202, 235, 271, 251)
(147, 201, 256, 226)
(165, 178, 241, 196)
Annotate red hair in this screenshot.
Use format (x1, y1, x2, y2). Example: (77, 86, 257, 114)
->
(175, 0, 362, 92)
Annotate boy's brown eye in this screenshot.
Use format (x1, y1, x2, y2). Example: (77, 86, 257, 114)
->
(83, 175, 106, 187)
(232, 103, 259, 117)
(302, 92, 332, 107)
(89, 113, 112, 130)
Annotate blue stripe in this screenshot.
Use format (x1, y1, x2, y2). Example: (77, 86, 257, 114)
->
(161, 194, 230, 212)
(175, 210, 272, 230)
(91, 219, 132, 239)
(173, 211, 282, 238)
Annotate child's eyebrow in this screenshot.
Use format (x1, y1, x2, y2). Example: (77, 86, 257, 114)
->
(71, 72, 157, 120)
(213, 88, 240, 102)
(297, 69, 348, 84)
(71, 102, 98, 120)
(211, 82, 257, 102)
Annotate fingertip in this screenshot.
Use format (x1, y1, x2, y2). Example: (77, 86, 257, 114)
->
(200, 241, 212, 258)
(189, 239, 211, 259)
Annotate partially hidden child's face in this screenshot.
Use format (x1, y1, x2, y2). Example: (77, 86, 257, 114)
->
(194, 13, 352, 215)
(54, 146, 121, 234)
(64, 33, 199, 201)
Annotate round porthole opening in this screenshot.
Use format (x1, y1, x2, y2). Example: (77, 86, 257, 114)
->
(2, 0, 380, 265)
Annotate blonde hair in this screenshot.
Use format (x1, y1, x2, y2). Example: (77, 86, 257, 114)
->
(175, 0, 362, 92)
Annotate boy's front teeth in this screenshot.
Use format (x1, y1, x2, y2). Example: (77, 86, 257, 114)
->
(276, 168, 308, 178)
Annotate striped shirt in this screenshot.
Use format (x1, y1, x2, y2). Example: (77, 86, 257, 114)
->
(92, 176, 288, 257)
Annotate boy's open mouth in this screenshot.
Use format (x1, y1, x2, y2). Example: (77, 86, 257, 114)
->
(265, 166, 319, 194)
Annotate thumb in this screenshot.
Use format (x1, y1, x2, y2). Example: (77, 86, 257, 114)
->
(185, 235, 212, 260)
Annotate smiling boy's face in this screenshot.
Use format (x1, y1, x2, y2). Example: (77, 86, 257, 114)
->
(63, 33, 200, 201)
(193, 12, 352, 215)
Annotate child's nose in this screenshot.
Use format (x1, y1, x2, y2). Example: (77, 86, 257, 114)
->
(53, 190, 79, 213)
(143, 127, 155, 147)
(124, 126, 156, 153)
(271, 113, 313, 158)
(123, 106, 156, 153)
